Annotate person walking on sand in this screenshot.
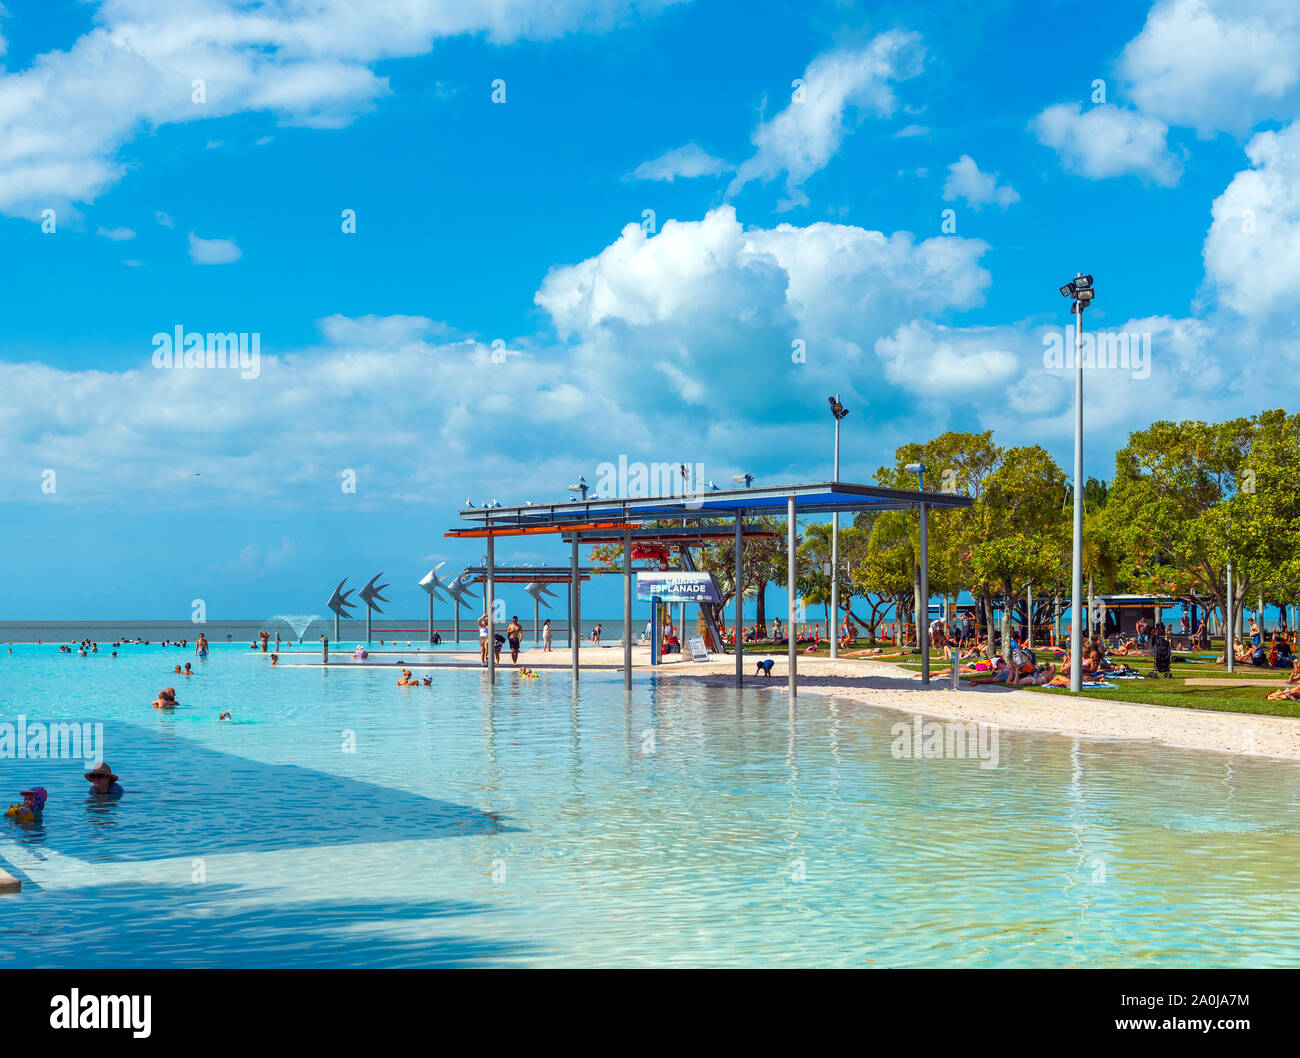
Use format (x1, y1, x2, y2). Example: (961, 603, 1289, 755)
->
(478, 614, 490, 667)
(592, 623, 602, 648)
(542, 618, 552, 652)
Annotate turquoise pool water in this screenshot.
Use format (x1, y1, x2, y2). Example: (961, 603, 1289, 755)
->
(3, 643, 1300, 967)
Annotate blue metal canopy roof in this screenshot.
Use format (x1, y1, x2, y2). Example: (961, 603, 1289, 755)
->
(456, 480, 971, 532)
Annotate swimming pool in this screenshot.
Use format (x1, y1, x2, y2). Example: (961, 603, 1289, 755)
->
(3, 643, 1300, 967)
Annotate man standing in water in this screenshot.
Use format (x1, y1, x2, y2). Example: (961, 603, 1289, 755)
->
(507, 615, 523, 664)
(196, 632, 209, 659)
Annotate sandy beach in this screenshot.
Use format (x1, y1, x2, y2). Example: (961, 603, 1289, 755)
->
(295, 646, 1300, 763)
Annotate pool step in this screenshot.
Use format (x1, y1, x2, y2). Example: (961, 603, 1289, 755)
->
(0, 865, 20, 894)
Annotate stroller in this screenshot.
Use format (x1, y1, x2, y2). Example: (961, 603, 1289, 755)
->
(1148, 633, 1173, 679)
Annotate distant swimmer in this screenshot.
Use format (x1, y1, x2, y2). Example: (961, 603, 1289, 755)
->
(152, 687, 178, 709)
(183, 662, 193, 676)
(396, 669, 419, 686)
(218, 712, 232, 721)
(270, 654, 278, 666)
(422, 676, 432, 686)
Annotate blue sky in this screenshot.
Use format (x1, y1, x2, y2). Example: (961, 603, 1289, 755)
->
(0, 0, 1294, 620)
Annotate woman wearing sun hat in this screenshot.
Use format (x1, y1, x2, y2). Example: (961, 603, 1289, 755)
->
(85, 763, 123, 796)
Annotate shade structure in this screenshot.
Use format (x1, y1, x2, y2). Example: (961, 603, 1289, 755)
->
(456, 481, 972, 529)
(453, 481, 972, 695)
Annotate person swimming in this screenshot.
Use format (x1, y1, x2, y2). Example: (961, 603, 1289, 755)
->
(396, 669, 419, 686)
(6, 786, 46, 823)
(218, 712, 232, 720)
(85, 763, 123, 796)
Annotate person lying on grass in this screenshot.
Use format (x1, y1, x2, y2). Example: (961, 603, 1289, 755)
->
(1111, 637, 1148, 656)
(1266, 685, 1300, 701)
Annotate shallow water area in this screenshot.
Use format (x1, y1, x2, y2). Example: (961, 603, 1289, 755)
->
(2, 642, 1300, 967)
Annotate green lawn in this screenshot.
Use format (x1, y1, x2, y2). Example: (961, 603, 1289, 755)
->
(878, 648, 1300, 719)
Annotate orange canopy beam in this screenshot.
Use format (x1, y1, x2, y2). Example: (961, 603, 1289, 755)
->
(444, 522, 636, 539)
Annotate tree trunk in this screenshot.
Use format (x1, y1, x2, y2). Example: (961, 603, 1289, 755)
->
(1087, 573, 1096, 640)
(983, 588, 996, 657)
(1001, 579, 1014, 657)
(756, 578, 768, 637)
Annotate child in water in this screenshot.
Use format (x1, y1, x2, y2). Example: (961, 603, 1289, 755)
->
(6, 787, 46, 823)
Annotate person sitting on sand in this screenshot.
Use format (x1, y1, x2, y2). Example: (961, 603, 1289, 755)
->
(396, 669, 419, 686)
(85, 763, 123, 796)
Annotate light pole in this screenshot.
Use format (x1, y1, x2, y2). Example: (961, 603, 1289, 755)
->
(828, 395, 849, 658)
(1060, 273, 1095, 692)
(905, 460, 929, 684)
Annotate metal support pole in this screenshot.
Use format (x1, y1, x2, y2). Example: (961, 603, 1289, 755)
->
(571, 533, 580, 680)
(623, 523, 632, 689)
(1026, 582, 1033, 649)
(735, 516, 744, 687)
(830, 408, 841, 661)
(454, 602, 460, 646)
(788, 495, 797, 701)
(1069, 303, 1084, 692)
(534, 597, 539, 646)
(486, 530, 496, 682)
(919, 500, 929, 685)
(650, 595, 659, 667)
(1226, 562, 1235, 674)
(428, 594, 434, 645)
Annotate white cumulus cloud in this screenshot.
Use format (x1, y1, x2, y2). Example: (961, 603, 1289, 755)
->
(627, 143, 731, 181)
(1203, 122, 1300, 322)
(187, 232, 242, 265)
(1119, 0, 1300, 137)
(1032, 102, 1182, 186)
(941, 155, 1019, 210)
(727, 31, 925, 207)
